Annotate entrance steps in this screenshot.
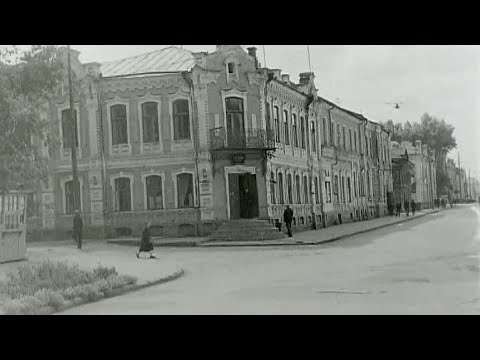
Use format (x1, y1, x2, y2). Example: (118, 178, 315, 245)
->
(209, 219, 287, 242)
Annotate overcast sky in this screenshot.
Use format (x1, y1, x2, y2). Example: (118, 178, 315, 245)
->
(7, 45, 480, 176)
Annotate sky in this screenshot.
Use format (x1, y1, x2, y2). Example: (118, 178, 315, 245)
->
(5, 45, 480, 177)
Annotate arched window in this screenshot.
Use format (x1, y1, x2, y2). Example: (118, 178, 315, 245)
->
(111, 105, 128, 146)
(347, 177, 352, 202)
(225, 97, 245, 146)
(303, 176, 309, 204)
(65, 180, 80, 214)
(278, 172, 284, 204)
(334, 175, 339, 203)
(177, 173, 194, 208)
(300, 117, 306, 149)
(349, 129, 353, 151)
(292, 114, 298, 148)
(114, 177, 131, 212)
(315, 176, 320, 204)
(146, 175, 163, 210)
(173, 99, 190, 141)
(142, 102, 159, 144)
(295, 175, 301, 204)
(274, 106, 280, 143)
(287, 174, 293, 204)
(323, 117, 328, 145)
(311, 121, 316, 152)
(61, 109, 79, 149)
(270, 171, 276, 204)
(284, 110, 290, 146)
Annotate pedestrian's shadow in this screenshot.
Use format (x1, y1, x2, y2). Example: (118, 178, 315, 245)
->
(317, 212, 447, 249)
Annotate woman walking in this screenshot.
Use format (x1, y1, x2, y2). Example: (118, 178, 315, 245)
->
(137, 222, 156, 259)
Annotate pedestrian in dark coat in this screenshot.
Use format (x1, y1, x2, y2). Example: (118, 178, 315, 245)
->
(404, 200, 410, 216)
(137, 222, 156, 259)
(73, 210, 83, 249)
(411, 199, 416, 216)
(396, 202, 401, 217)
(283, 205, 294, 238)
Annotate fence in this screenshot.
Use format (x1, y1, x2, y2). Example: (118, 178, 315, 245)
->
(0, 191, 28, 263)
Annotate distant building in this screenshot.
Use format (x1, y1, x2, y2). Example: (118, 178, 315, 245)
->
(391, 143, 415, 209)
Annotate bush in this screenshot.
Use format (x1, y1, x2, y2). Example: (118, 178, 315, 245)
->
(0, 260, 138, 315)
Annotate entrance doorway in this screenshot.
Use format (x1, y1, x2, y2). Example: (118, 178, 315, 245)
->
(228, 173, 259, 219)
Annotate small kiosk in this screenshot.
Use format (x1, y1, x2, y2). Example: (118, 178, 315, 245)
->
(0, 191, 28, 263)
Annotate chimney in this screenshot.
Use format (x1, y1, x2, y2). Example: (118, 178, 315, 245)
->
(281, 74, 290, 84)
(247, 47, 259, 69)
(269, 69, 281, 81)
(299, 72, 315, 86)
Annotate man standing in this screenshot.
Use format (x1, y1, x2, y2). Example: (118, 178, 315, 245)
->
(73, 210, 83, 249)
(283, 205, 294, 238)
(396, 202, 401, 217)
(404, 199, 410, 217)
(411, 199, 416, 216)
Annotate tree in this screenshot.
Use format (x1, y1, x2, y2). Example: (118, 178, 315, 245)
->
(0, 45, 64, 191)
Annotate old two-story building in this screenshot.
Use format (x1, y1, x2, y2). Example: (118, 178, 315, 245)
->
(391, 142, 415, 208)
(395, 140, 437, 209)
(27, 45, 394, 241)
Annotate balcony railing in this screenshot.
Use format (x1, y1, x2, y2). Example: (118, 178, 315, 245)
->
(210, 127, 276, 150)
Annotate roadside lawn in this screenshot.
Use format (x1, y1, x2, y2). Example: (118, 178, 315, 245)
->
(0, 259, 137, 315)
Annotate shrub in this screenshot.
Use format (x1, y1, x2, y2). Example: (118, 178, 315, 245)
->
(93, 265, 118, 279)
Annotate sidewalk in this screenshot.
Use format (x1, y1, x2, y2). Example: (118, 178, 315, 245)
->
(200, 208, 444, 247)
(0, 241, 184, 287)
(107, 236, 209, 247)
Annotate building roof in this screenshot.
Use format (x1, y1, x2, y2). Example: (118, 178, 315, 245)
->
(100, 46, 196, 78)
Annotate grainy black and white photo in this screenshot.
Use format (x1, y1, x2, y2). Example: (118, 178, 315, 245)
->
(0, 45, 479, 315)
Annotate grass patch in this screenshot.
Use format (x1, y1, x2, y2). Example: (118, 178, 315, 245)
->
(0, 260, 137, 315)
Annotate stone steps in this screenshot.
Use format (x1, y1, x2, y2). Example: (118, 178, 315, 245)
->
(208, 219, 287, 242)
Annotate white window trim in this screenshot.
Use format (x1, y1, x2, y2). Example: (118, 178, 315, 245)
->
(303, 173, 310, 204)
(172, 168, 197, 209)
(169, 95, 194, 150)
(58, 104, 82, 161)
(138, 98, 163, 154)
(277, 168, 285, 204)
(142, 171, 166, 211)
(221, 89, 248, 147)
(110, 173, 134, 213)
(292, 112, 299, 148)
(106, 99, 132, 156)
(60, 175, 84, 215)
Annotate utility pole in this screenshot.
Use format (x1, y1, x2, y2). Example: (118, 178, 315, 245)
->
(67, 46, 81, 248)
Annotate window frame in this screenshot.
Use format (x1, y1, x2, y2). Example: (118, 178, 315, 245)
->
(142, 172, 165, 211)
(171, 98, 192, 142)
(139, 99, 162, 152)
(106, 99, 131, 155)
(172, 169, 196, 209)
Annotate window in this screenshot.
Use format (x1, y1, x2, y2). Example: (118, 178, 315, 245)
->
(354, 130, 358, 152)
(177, 173, 194, 208)
(349, 129, 353, 151)
(173, 99, 190, 141)
(228, 62, 235, 74)
(283, 110, 290, 145)
(111, 105, 128, 146)
(61, 109, 79, 149)
(347, 177, 352, 202)
(333, 175, 339, 203)
(325, 181, 332, 203)
(300, 116, 306, 149)
(323, 118, 328, 145)
(303, 176, 309, 204)
(115, 178, 131, 212)
(342, 126, 346, 150)
(142, 102, 159, 144)
(365, 135, 369, 156)
(342, 176, 346, 203)
(270, 172, 276, 204)
(65, 180, 80, 215)
(146, 175, 163, 210)
(292, 114, 298, 147)
(315, 177, 319, 204)
(354, 172, 357, 197)
(296, 175, 301, 204)
(274, 106, 280, 143)
(311, 121, 316, 152)
(329, 118, 334, 145)
(277, 172, 284, 204)
(337, 124, 341, 147)
(287, 174, 293, 204)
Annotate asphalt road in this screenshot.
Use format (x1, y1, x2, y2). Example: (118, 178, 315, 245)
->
(61, 205, 480, 315)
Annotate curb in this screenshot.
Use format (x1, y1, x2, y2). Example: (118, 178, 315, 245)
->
(107, 240, 202, 247)
(31, 268, 185, 315)
(200, 210, 442, 248)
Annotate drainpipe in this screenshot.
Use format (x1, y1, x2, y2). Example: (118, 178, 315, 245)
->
(95, 76, 108, 238)
(182, 71, 201, 236)
(304, 94, 316, 230)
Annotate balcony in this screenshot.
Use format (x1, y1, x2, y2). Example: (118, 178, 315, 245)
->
(210, 127, 276, 151)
